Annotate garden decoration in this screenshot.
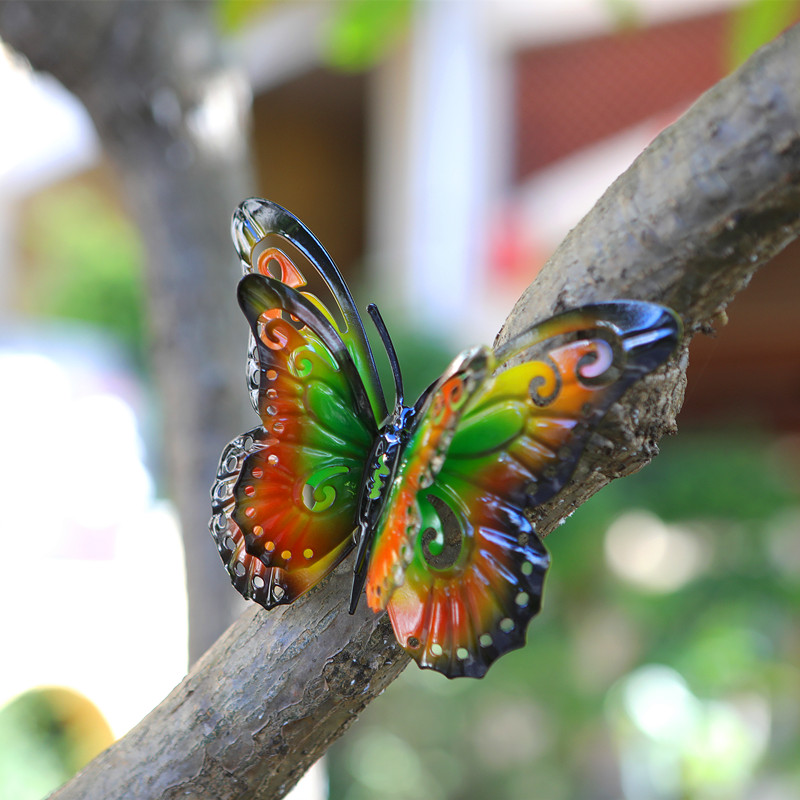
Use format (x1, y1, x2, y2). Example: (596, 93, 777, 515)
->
(210, 198, 681, 678)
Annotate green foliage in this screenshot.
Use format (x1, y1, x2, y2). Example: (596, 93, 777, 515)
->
(323, 0, 413, 72)
(215, 0, 412, 72)
(215, 0, 274, 34)
(726, 0, 800, 70)
(0, 689, 113, 800)
(21, 184, 147, 366)
(601, 0, 642, 30)
(598, 432, 796, 521)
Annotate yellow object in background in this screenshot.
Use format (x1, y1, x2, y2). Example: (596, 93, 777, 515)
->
(0, 687, 114, 800)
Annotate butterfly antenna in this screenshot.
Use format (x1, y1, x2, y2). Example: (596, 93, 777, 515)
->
(368, 303, 404, 408)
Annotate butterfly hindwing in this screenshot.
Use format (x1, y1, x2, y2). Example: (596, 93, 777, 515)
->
(367, 302, 681, 677)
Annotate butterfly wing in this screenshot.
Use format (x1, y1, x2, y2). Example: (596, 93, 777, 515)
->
(366, 301, 681, 677)
(231, 198, 388, 423)
(210, 207, 385, 608)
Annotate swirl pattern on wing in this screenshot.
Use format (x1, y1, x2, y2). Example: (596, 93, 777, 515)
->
(369, 302, 681, 677)
(209, 273, 377, 608)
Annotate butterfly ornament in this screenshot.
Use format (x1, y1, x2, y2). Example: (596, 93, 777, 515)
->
(210, 198, 681, 678)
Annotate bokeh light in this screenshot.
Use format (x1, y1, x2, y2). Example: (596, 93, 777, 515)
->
(604, 510, 711, 592)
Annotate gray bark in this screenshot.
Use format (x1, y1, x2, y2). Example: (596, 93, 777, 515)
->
(2, 8, 799, 800)
(0, 0, 254, 660)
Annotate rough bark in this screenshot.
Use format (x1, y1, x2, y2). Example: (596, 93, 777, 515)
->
(3, 11, 800, 800)
(0, 0, 254, 660)
(50, 567, 407, 800)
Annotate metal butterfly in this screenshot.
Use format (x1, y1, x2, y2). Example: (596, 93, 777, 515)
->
(210, 198, 682, 678)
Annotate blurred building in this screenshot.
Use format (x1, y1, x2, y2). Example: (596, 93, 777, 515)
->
(3, 0, 799, 431)
(239, 0, 800, 430)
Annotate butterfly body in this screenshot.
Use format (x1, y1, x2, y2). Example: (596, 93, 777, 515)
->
(210, 198, 682, 678)
(350, 401, 416, 603)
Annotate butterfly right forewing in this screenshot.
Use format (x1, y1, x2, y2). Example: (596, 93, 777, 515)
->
(367, 302, 681, 677)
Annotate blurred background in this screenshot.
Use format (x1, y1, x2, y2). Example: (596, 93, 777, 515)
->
(1, 1, 799, 799)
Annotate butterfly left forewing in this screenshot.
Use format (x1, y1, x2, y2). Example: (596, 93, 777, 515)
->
(365, 347, 549, 678)
(363, 346, 491, 612)
(210, 274, 377, 609)
(367, 301, 681, 677)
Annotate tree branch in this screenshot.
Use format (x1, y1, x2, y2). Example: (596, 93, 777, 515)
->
(6, 16, 800, 800)
(495, 21, 800, 533)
